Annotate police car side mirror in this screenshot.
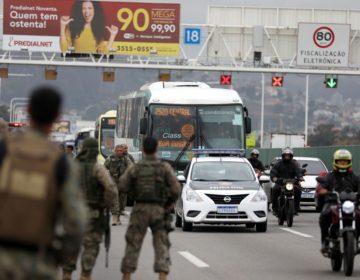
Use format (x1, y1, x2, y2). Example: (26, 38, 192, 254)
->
(140, 118, 147, 135)
(259, 175, 270, 184)
(177, 175, 186, 184)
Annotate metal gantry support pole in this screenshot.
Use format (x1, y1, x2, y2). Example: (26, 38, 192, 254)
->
(260, 73, 265, 148)
(304, 75, 309, 146)
(10, 98, 28, 122)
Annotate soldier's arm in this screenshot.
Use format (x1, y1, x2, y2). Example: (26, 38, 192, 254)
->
(163, 162, 181, 202)
(104, 157, 111, 170)
(58, 158, 87, 256)
(129, 154, 135, 164)
(94, 163, 118, 208)
(118, 165, 135, 193)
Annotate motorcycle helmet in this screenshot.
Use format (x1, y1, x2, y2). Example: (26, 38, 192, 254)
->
(251, 149, 260, 158)
(281, 147, 293, 162)
(333, 149, 352, 173)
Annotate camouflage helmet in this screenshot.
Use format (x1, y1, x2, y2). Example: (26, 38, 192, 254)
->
(333, 149, 352, 172)
(82, 137, 98, 150)
(76, 137, 98, 162)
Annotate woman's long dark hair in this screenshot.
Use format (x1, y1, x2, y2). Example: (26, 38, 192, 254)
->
(69, 1, 106, 45)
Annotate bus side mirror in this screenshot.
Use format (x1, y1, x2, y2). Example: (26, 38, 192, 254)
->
(245, 117, 252, 134)
(140, 118, 147, 135)
(94, 130, 99, 139)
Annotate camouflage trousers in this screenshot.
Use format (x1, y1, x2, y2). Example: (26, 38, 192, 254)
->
(0, 246, 58, 280)
(63, 210, 104, 274)
(111, 190, 127, 216)
(121, 203, 171, 274)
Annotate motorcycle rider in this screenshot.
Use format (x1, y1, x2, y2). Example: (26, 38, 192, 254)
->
(270, 147, 303, 216)
(317, 149, 360, 255)
(248, 149, 265, 172)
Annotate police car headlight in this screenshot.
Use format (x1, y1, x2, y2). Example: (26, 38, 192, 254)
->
(186, 188, 203, 202)
(286, 183, 294, 191)
(251, 190, 267, 203)
(342, 200, 355, 214)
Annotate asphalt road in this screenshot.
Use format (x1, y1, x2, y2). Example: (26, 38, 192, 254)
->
(70, 207, 360, 280)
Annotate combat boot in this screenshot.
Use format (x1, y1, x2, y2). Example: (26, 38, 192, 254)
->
(122, 272, 131, 280)
(159, 272, 167, 280)
(112, 214, 120, 226)
(62, 271, 72, 280)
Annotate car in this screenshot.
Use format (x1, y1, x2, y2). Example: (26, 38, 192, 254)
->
(264, 156, 328, 210)
(175, 149, 269, 232)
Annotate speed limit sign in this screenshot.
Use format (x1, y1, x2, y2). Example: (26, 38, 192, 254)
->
(313, 26, 335, 48)
(297, 23, 350, 67)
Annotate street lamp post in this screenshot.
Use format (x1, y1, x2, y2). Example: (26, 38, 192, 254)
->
(304, 75, 309, 146)
(260, 73, 265, 148)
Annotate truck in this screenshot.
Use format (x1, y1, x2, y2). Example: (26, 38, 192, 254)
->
(270, 133, 305, 148)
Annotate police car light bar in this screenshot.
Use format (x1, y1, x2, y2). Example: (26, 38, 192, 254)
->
(192, 149, 246, 157)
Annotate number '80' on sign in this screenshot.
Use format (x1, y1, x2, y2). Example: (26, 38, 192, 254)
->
(184, 28, 201, 44)
(313, 26, 335, 48)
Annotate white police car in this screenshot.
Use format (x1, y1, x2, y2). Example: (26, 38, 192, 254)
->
(175, 149, 269, 232)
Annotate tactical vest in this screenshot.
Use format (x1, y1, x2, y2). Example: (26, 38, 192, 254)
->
(108, 156, 128, 182)
(79, 162, 104, 208)
(0, 134, 60, 247)
(133, 160, 168, 204)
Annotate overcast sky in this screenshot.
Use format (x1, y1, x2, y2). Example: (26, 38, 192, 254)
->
(123, 0, 360, 24)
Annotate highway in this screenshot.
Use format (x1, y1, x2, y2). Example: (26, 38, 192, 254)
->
(71, 208, 360, 279)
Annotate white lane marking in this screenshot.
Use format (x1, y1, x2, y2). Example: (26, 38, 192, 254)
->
(280, 228, 313, 238)
(178, 251, 209, 268)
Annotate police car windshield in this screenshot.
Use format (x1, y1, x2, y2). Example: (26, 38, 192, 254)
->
(191, 162, 255, 182)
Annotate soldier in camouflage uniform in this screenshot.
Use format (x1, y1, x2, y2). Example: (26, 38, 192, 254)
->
(0, 86, 87, 280)
(62, 137, 117, 280)
(119, 136, 180, 280)
(122, 144, 135, 164)
(104, 144, 131, 225)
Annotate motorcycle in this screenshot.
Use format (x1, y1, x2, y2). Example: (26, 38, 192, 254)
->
(317, 177, 359, 276)
(277, 178, 300, 227)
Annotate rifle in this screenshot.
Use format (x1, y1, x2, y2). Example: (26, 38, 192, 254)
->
(104, 208, 111, 268)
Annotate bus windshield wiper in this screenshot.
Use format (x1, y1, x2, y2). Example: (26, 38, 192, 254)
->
(173, 134, 195, 171)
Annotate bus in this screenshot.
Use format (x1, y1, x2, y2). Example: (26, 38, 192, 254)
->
(115, 82, 251, 171)
(95, 110, 116, 163)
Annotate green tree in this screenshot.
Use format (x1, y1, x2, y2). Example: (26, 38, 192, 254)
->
(308, 124, 336, 146)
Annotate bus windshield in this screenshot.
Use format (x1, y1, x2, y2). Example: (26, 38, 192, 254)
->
(150, 104, 244, 162)
(100, 117, 116, 158)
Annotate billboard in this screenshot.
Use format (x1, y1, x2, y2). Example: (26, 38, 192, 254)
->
(297, 23, 350, 68)
(3, 0, 180, 56)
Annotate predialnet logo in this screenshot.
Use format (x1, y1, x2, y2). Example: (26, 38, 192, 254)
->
(8, 37, 53, 48)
